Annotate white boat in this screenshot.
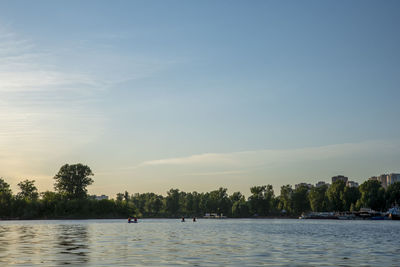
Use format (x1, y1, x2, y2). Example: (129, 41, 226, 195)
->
(203, 213, 227, 219)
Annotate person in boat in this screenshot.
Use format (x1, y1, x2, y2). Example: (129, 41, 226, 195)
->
(181, 216, 185, 222)
(134, 217, 138, 223)
(193, 217, 196, 222)
(128, 217, 132, 223)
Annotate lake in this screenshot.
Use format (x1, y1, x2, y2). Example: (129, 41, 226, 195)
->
(0, 219, 399, 266)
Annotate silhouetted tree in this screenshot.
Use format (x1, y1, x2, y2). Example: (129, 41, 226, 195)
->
(54, 164, 94, 199)
(0, 178, 12, 217)
(17, 179, 39, 200)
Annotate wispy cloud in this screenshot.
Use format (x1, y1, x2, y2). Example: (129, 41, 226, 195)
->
(136, 139, 400, 170)
(0, 28, 99, 92)
(183, 170, 245, 176)
(0, 71, 100, 92)
(140, 153, 236, 166)
(92, 139, 400, 196)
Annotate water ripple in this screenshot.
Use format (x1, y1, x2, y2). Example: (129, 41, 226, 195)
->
(0, 219, 400, 266)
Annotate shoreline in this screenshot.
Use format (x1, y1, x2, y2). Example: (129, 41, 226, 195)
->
(0, 216, 298, 221)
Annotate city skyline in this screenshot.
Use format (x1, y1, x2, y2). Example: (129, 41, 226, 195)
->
(1, 1, 400, 197)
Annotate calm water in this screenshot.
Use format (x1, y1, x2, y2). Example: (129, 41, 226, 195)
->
(0, 219, 399, 266)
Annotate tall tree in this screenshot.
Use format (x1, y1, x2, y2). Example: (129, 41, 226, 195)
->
(292, 185, 310, 214)
(308, 185, 329, 212)
(342, 186, 360, 211)
(232, 197, 250, 217)
(279, 185, 293, 214)
(357, 180, 385, 211)
(123, 191, 130, 201)
(386, 182, 400, 208)
(116, 193, 124, 202)
(248, 185, 275, 216)
(209, 188, 231, 215)
(326, 180, 346, 211)
(17, 179, 39, 200)
(0, 178, 13, 217)
(165, 189, 180, 216)
(54, 164, 94, 199)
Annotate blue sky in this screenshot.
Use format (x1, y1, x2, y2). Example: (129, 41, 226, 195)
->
(0, 1, 399, 197)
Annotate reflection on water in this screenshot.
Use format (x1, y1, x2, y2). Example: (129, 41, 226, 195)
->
(0, 221, 90, 265)
(0, 219, 399, 266)
(0, 225, 10, 262)
(56, 224, 89, 265)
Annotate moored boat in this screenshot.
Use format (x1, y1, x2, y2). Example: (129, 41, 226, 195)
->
(203, 213, 227, 219)
(387, 206, 400, 220)
(299, 212, 338, 219)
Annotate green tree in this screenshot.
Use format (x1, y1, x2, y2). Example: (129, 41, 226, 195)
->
(0, 178, 13, 217)
(230, 192, 243, 203)
(116, 193, 124, 202)
(308, 185, 329, 212)
(357, 180, 385, 211)
(278, 185, 293, 214)
(165, 189, 180, 216)
(124, 191, 130, 201)
(54, 164, 94, 199)
(386, 182, 400, 208)
(209, 187, 231, 216)
(189, 191, 202, 216)
(232, 197, 250, 217)
(342, 186, 360, 211)
(326, 180, 346, 211)
(248, 185, 275, 216)
(0, 177, 12, 196)
(17, 179, 39, 200)
(292, 185, 310, 214)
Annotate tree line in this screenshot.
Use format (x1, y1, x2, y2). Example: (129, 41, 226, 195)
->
(1, 163, 400, 219)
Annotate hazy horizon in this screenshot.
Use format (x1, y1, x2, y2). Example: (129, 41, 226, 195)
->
(1, 1, 399, 198)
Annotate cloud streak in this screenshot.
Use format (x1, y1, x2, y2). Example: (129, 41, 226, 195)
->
(137, 140, 400, 170)
(0, 28, 100, 92)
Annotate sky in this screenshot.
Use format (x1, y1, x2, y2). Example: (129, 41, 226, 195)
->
(0, 0, 399, 198)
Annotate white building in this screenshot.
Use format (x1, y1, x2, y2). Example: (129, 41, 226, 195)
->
(346, 181, 359, 188)
(92, 194, 109, 200)
(369, 173, 400, 189)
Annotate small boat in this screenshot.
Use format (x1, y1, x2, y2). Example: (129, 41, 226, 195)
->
(299, 212, 338, 219)
(128, 217, 138, 223)
(357, 208, 385, 220)
(370, 216, 385, 220)
(203, 213, 227, 219)
(387, 206, 400, 220)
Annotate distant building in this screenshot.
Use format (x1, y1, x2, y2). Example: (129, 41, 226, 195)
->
(295, 183, 313, 190)
(370, 173, 400, 189)
(379, 174, 389, 188)
(90, 194, 109, 200)
(315, 181, 329, 187)
(388, 173, 400, 186)
(346, 181, 359, 188)
(331, 175, 348, 184)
